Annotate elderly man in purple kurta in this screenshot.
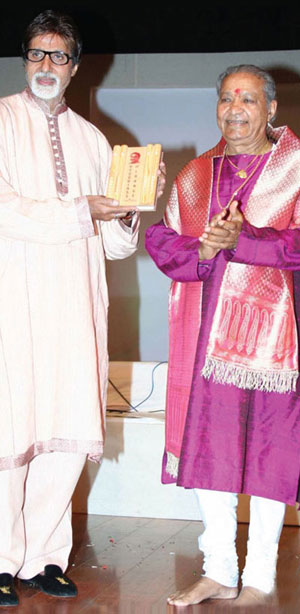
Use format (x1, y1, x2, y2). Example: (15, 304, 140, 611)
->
(146, 65, 300, 607)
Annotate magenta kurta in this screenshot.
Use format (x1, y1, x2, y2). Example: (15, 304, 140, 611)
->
(146, 126, 300, 506)
(0, 89, 139, 470)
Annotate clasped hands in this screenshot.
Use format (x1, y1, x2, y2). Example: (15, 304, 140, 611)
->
(199, 200, 243, 261)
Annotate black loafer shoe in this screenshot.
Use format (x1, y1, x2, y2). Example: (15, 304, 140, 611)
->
(0, 573, 18, 607)
(21, 565, 77, 598)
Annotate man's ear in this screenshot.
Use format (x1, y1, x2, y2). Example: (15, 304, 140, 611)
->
(71, 63, 79, 78)
(268, 99, 277, 123)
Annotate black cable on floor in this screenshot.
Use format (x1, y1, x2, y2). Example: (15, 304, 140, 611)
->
(108, 361, 167, 413)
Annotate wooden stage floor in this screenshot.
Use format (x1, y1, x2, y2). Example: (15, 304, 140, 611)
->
(13, 513, 300, 613)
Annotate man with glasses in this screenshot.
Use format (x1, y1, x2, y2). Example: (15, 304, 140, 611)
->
(0, 9, 149, 607)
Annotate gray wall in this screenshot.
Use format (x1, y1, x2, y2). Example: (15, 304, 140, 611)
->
(2, 50, 300, 102)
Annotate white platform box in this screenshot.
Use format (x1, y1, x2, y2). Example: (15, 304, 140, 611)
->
(73, 361, 200, 520)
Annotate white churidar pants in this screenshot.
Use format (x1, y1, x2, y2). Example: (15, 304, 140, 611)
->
(195, 489, 286, 593)
(0, 451, 86, 579)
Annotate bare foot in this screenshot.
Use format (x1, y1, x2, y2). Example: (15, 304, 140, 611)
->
(167, 576, 238, 606)
(232, 586, 277, 608)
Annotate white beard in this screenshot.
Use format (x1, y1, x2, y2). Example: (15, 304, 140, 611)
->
(30, 72, 61, 100)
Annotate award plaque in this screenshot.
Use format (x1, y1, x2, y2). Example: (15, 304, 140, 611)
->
(106, 144, 162, 211)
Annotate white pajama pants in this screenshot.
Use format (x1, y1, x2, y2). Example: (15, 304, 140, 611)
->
(0, 451, 86, 579)
(195, 489, 286, 593)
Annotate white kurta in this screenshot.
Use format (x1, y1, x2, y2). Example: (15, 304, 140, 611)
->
(0, 89, 139, 469)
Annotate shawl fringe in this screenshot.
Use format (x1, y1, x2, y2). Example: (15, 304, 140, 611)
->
(166, 451, 179, 478)
(201, 357, 298, 394)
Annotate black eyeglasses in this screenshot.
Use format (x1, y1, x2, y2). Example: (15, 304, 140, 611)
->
(25, 49, 73, 66)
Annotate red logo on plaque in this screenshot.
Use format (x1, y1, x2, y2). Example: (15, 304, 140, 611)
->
(130, 152, 141, 164)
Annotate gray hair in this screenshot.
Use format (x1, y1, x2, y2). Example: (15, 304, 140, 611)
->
(216, 65, 277, 106)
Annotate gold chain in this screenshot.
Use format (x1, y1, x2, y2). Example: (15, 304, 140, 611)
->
(225, 146, 260, 179)
(216, 151, 266, 211)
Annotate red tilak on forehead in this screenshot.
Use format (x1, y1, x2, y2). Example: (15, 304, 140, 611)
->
(234, 88, 241, 94)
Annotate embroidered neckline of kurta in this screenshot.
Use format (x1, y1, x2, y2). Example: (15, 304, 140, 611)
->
(23, 88, 69, 196)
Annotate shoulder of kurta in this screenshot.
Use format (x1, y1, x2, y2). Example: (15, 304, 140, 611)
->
(0, 91, 27, 115)
(66, 107, 111, 149)
(0, 92, 33, 138)
(0, 94, 26, 145)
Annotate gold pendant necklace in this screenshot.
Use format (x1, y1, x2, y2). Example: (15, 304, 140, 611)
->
(236, 169, 247, 179)
(225, 146, 259, 179)
(216, 150, 266, 211)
